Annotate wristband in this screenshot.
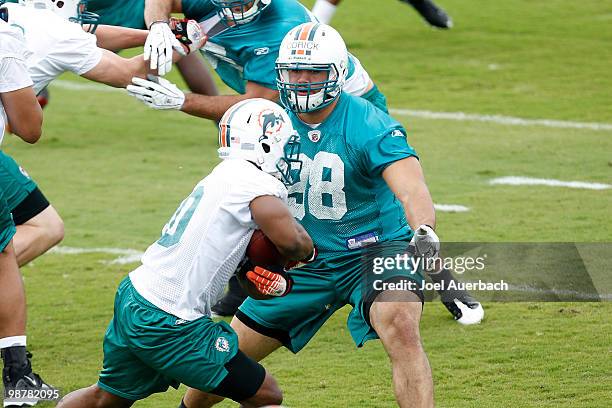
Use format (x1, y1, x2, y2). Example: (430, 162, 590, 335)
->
(148, 20, 169, 29)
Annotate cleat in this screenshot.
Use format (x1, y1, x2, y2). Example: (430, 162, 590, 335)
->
(444, 299, 485, 325)
(3, 370, 52, 407)
(2, 350, 53, 407)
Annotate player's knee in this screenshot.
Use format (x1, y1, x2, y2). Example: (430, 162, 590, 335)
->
(374, 305, 422, 349)
(388, 312, 422, 350)
(46, 215, 64, 246)
(38, 206, 64, 246)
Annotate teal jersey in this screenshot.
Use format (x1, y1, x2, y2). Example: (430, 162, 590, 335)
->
(182, 0, 312, 93)
(88, 0, 146, 29)
(182, 0, 368, 95)
(287, 93, 418, 259)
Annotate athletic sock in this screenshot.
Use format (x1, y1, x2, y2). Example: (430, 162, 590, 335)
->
(0, 336, 27, 350)
(312, 0, 337, 24)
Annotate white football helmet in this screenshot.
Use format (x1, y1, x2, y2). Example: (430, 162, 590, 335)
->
(276, 22, 349, 113)
(218, 98, 302, 185)
(211, 0, 271, 25)
(19, 0, 99, 32)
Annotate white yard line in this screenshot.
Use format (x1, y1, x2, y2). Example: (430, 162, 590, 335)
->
(52, 80, 122, 93)
(50, 80, 612, 131)
(486, 282, 612, 301)
(50, 246, 142, 256)
(389, 108, 612, 131)
(434, 204, 470, 213)
(49, 246, 143, 264)
(489, 176, 611, 190)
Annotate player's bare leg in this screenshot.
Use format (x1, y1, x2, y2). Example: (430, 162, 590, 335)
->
(177, 54, 219, 97)
(182, 316, 282, 408)
(13, 205, 64, 266)
(369, 291, 434, 408)
(1, 240, 52, 405)
(0, 242, 26, 339)
(57, 384, 134, 408)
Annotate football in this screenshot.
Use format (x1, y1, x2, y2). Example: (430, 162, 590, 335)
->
(236, 230, 288, 301)
(246, 230, 286, 267)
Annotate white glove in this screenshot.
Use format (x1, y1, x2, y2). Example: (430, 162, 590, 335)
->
(144, 21, 181, 76)
(126, 75, 185, 110)
(411, 224, 440, 260)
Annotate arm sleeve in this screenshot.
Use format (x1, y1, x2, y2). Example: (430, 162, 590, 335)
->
(49, 25, 102, 75)
(360, 127, 419, 177)
(243, 48, 279, 90)
(0, 57, 32, 93)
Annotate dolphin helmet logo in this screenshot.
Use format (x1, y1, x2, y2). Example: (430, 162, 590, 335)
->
(258, 109, 285, 142)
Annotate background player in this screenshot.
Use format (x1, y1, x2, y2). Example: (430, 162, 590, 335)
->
(85, 0, 219, 93)
(0, 18, 51, 407)
(182, 23, 437, 408)
(131, 0, 387, 121)
(312, 0, 453, 28)
(56, 98, 314, 408)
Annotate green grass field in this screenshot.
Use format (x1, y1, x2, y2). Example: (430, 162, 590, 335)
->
(2, 0, 611, 406)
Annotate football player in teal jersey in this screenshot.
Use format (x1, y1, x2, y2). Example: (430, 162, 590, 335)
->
(179, 22, 437, 408)
(129, 0, 388, 122)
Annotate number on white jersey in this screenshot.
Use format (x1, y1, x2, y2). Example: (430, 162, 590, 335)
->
(157, 186, 204, 247)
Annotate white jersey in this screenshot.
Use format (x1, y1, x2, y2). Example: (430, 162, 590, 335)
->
(345, 53, 374, 97)
(130, 159, 288, 321)
(0, 21, 33, 145)
(4, 3, 102, 94)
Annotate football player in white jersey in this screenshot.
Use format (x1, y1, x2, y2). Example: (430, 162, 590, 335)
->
(0, 0, 204, 268)
(57, 98, 315, 408)
(0, 19, 52, 408)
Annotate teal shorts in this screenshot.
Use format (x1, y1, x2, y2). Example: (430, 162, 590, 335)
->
(360, 84, 389, 113)
(237, 244, 424, 353)
(0, 151, 37, 212)
(98, 277, 240, 401)
(0, 187, 16, 252)
(88, 0, 146, 29)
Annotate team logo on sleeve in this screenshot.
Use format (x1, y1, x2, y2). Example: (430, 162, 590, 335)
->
(215, 337, 230, 353)
(254, 47, 269, 56)
(308, 130, 321, 143)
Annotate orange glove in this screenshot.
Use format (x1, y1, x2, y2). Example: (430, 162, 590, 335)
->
(246, 266, 293, 297)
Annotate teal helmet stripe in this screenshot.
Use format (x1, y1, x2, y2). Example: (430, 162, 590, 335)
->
(307, 23, 321, 41)
(224, 102, 245, 147)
